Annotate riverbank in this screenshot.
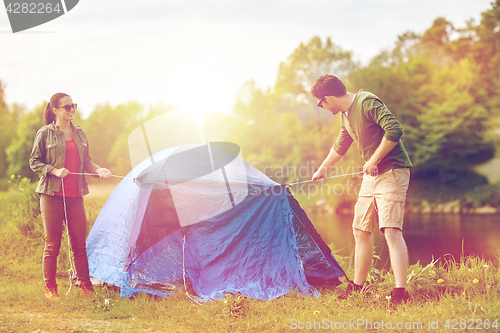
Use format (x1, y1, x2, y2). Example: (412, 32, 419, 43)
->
(409, 200, 499, 214)
(307, 199, 499, 216)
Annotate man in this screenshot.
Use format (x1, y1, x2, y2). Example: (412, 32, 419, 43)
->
(311, 75, 412, 306)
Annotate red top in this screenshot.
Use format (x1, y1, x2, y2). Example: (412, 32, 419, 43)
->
(54, 140, 81, 197)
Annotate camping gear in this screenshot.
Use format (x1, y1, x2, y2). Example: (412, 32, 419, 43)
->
(86, 144, 345, 300)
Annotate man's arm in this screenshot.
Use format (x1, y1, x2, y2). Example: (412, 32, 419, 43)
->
(363, 137, 397, 175)
(363, 99, 402, 175)
(312, 146, 344, 182)
(313, 118, 353, 182)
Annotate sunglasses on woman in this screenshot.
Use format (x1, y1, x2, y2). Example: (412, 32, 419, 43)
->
(58, 103, 77, 112)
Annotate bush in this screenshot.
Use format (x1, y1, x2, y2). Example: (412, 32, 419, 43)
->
(4, 175, 42, 236)
(0, 176, 44, 279)
(461, 180, 500, 208)
(408, 169, 489, 203)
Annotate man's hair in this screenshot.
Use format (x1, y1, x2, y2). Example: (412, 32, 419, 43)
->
(310, 75, 347, 99)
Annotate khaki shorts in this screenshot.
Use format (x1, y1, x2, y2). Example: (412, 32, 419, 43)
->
(353, 168, 410, 233)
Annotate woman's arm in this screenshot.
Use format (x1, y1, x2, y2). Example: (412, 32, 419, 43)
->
(29, 129, 55, 177)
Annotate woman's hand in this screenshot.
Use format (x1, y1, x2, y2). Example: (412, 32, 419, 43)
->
(50, 168, 70, 178)
(95, 167, 112, 179)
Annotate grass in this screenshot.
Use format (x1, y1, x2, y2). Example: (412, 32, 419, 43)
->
(1, 258, 499, 332)
(1, 178, 500, 332)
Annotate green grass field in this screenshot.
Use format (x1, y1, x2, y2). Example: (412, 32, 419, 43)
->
(1, 178, 499, 332)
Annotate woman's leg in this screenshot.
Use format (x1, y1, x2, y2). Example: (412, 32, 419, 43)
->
(40, 194, 64, 285)
(65, 196, 90, 283)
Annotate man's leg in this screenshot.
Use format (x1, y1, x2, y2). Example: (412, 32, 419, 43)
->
(384, 227, 408, 288)
(353, 228, 374, 286)
(374, 168, 411, 305)
(337, 227, 373, 299)
(337, 173, 376, 299)
(351, 173, 376, 287)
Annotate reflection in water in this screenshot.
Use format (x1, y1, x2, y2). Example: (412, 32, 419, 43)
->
(309, 212, 500, 270)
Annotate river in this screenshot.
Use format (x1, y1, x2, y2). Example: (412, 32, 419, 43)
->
(308, 212, 500, 269)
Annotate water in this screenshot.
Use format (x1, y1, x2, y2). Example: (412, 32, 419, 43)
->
(309, 212, 500, 269)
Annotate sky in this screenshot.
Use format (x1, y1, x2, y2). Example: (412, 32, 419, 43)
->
(0, 0, 493, 118)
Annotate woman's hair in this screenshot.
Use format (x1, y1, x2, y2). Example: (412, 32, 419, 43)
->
(44, 93, 69, 125)
(310, 75, 347, 99)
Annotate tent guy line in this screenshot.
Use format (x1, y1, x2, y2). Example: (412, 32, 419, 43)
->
(61, 177, 77, 297)
(284, 171, 363, 187)
(182, 235, 203, 305)
(70, 172, 135, 180)
(69, 171, 364, 187)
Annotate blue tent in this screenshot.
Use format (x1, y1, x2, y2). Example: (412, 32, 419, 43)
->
(86, 144, 345, 300)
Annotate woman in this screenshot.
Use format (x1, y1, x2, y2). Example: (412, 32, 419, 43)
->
(29, 93, 111, 299)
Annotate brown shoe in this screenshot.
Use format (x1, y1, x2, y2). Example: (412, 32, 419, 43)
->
(337, 281, 364, 300)
(80, 280, 95, 297)
(45, 282, 60, 299)
(388, 288, 410, 308)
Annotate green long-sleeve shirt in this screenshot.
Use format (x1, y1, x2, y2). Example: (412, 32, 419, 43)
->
(332, 90, 412, 174)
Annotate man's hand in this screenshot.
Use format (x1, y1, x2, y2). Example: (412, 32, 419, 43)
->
(363, 137, 397, 176)
(95, 167, 112, 179)
(312, 166, 328, 182)
(363, 160, 378, 176)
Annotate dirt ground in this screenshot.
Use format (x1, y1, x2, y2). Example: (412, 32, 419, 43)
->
(1, 308, 163, 333)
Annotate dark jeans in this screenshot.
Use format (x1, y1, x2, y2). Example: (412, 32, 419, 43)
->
(40, 194, 90, 284)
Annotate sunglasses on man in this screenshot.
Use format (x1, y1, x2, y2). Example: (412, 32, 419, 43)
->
(58, 103, 77, 112)
(317, 97, 325, 108)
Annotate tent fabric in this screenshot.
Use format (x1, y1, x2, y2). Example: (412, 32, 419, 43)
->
(87, 145, 345, 300)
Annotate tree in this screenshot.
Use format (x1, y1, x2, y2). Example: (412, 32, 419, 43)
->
(275, 36, 358, 98)
(349, 11, 498, 202)
(0, 82, 11, 184)
(411, 59, 494, 169)
(222, 38, 363, 208)
(6, 104, 45, 181)
(0, 81, 26, 190)
(470, 0, 500, 115)
(83, 102, 144, 171)
(274, 37, 359, 130)
(107, 103, 177, 177)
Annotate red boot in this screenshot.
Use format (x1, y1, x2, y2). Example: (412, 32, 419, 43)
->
(45, 282, 60, 299)
(80, 280, 95, 297)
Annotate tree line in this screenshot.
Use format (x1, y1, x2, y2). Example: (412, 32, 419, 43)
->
(1, 1, 499, 207)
